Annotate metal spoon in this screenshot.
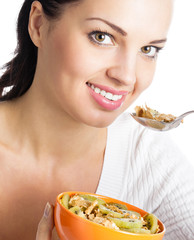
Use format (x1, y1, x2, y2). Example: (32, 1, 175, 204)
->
(130, 110, 194, 131)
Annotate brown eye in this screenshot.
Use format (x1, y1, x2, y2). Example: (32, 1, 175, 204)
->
(89, 31, 114, 46)
(140, 45, 159, 58)
(95, 33, 106, 42)
(141, 46, 152, 54)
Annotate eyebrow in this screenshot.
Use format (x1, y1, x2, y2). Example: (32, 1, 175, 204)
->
(86, 17, 167, 44)
(149, 39, 167, 44)
(86, 17, 127, 36)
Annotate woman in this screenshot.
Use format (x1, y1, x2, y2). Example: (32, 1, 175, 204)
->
(0, 0, 194, 239)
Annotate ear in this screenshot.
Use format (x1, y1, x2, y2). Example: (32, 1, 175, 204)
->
(28, 1, 45, 48)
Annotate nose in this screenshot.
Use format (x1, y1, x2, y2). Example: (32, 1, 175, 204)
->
(106, 51, 137, 87)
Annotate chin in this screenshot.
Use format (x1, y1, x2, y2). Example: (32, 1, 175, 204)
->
(87, 120, 113, 128)
(81, 110, 123, 128)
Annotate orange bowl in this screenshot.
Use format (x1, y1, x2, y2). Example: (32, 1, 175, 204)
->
(54, 191, 165, 240)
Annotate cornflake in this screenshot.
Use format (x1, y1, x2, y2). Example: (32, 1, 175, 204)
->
(135, 105, 177, 122)
(60, 193, 161, 234)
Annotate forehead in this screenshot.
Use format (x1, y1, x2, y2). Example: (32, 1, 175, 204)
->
(71, 0, 174, 38)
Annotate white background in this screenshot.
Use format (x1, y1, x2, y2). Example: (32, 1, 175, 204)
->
(0, 0, 194, 166)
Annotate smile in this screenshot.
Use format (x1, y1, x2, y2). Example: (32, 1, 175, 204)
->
(86, 82, 128, 111)
(87, 83, 123, 101)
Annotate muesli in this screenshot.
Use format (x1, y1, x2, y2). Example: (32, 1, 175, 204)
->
(60, 193, 160, 234)
(135, 105, 177, 122)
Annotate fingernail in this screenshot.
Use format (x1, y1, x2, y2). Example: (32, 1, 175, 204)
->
(44, 202, 51, 218)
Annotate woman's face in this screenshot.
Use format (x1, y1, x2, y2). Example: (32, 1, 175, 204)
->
(36, 0, 173, 127)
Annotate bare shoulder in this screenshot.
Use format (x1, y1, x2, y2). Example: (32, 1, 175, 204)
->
(0, 147, 17, 238)
(0, 101, 15, 144)
(0, 102, 23, 238)
(0, 144, 38, 240)
(0, 102, 17, 175)
(0, 140, 19, 203)
(0, 101, 21, 164)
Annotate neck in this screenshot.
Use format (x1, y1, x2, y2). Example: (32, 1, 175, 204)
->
(5, 86, 107, 162)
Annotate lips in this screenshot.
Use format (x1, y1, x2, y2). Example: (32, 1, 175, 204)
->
(86, 82, 128, 111)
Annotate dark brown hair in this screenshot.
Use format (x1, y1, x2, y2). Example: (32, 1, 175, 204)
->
(0, 0, 80, 101)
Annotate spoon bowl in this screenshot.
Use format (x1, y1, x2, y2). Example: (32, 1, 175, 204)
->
(130, 110, 194, 131)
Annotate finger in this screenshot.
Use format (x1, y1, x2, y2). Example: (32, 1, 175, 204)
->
(52, 227, 60, 240)
(36, 202, 54, 240)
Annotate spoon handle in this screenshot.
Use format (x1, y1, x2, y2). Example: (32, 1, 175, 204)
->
(177, 110, 194, 120)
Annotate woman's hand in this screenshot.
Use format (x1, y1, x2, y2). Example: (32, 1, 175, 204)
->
(36, 202, 60, 240)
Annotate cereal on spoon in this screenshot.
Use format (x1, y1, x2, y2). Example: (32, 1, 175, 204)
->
(135, 105, 179, 123)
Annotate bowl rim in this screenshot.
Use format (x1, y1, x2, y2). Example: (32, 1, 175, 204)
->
(55, 191, 166, 236)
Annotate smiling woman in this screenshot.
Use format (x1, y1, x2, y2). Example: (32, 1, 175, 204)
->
(0, 0, 194, 240)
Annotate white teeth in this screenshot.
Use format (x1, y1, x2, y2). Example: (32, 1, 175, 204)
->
(112, 95, 119, 101)
(105, 92, 113, 100)
(94, 87, 100, 94)
(100, 90, 106, 97)
(88, 83, 122, 101)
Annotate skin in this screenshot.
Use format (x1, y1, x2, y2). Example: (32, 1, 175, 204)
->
(0, 0, 173, 239)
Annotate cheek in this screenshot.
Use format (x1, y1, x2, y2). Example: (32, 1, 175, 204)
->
(49, 34, 105, 82)
(135, 60, 156, 94)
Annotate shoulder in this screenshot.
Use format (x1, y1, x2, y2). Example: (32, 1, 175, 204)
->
(108, 112, 176, 155)
(115, 113, 194, 177)
(108, 111, 145, 142)
(107, 112, 194, 199)
(109, 112, 184, 156)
